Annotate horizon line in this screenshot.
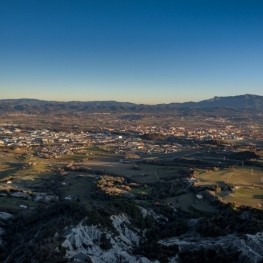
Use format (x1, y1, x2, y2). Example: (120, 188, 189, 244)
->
(0, 93, 261, 105)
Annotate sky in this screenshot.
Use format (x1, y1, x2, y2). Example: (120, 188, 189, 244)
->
(0, 0, 263, 104)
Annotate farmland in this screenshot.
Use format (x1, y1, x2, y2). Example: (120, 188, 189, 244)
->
(196, 167, 263, 208)
(0, 106, 262, 263)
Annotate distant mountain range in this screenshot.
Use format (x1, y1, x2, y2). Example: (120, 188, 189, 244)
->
(0, 94, 262, 113)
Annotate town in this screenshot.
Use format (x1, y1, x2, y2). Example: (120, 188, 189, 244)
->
(0, 110, 262, 263)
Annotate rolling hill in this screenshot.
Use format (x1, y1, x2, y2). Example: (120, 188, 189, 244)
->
(0, 94, 262, 113)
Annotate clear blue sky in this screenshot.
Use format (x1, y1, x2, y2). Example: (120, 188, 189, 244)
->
(1, 0, 263, 103)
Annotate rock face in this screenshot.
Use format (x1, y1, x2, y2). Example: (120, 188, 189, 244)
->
(61, 210, 263, 263)
(0, 212, 13, 246)
(159, 232, 263, 263)
(61, 214, 157, 263)
(1, 201, 261, 263)
(0, 212, 13, 221)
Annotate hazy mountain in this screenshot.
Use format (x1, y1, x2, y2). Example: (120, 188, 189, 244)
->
(0, 94, 262, 113)
(178, 94, 263, 110)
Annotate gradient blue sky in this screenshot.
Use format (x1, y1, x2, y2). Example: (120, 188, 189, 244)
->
(1, 0, 263, 103)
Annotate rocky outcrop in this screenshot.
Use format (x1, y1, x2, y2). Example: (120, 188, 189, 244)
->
(61, 214, 158, 263)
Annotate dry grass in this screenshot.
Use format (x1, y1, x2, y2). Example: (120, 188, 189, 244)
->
(196, 167, 263, 208)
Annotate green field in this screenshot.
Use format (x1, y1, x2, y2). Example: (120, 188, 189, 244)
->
(0, 151, 51, 209)
(225, 187, 263, 207)
(85, 160, 186, 183)
(166, 192, 216, 213)
(196, 167, 263, 208)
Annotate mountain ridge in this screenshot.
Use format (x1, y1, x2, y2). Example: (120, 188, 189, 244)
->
(0, 94, 262, 113)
